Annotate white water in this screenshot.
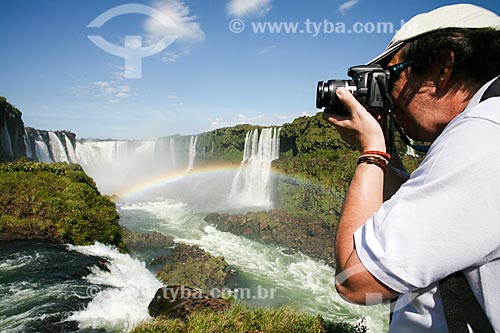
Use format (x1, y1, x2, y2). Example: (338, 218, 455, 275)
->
(75, 140, 158, 194)
(66, 242, 162, 333)
(64, 134, 78, 163)
(229, 128, 280, 208)
(23, 131, 34, 159)
(11, 127, 390, 331)
(0, 280, 75, 332)
(119, 199, 389, 332)
(34, 140, 52, 163)
(169, 138, 177, 170)
(48, 132, 69, 163)
(186, 136, 197, 172)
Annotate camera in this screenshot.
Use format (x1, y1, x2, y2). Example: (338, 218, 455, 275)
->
(316, 64, 389, 116)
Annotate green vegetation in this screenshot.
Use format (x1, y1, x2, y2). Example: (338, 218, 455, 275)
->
(0, 161, 125, 250)
(131, 304, 367, 333)
(156, 244, 230, 291)
(272, 113, 356, 217)
(196, 124, 267, 164)
(273, 112, 423, 217)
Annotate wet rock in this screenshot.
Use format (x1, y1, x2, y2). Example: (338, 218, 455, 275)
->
(156, 244, 234, 291)
(205, 209, 335, 266)
(122, 230, 175, 250)
(148, 285, 230, 318)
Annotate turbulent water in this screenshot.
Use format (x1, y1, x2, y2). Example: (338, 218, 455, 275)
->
(0, 241, 106, 332)
(0, 241, 162, 333)
(119, 198, 389, 332)
(1, 127, 390, 332)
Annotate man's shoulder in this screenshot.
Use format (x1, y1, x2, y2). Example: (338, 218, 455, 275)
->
(463, 76, 500, 124)
(464, 96, 500, 125)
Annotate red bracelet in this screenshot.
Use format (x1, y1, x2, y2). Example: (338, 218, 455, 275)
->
(362, 150, 391, 161)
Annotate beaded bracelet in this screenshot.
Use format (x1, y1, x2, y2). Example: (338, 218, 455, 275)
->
(357, 155, 389, 172)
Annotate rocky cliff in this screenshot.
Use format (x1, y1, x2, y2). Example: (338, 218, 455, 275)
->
(0, 96, 78, 163)
(0, 97, 26, 161)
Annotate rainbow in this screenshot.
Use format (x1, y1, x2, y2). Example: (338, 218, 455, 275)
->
(115, 164, 244, 199)
(114, 163, 321, 199)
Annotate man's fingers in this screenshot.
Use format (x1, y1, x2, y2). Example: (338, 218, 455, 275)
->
(336, 87, 361, 114)
(322, 110, 350, 125)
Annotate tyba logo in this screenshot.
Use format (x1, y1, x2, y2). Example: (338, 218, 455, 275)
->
(87, 3, 178, 79)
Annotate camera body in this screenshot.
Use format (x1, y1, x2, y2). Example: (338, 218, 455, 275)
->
(316, 64, 389, 116)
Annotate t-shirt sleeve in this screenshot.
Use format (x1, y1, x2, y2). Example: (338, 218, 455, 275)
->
(354, 113, 500, 294)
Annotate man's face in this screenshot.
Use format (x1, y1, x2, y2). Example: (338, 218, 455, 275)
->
(386, 49, 441, 142)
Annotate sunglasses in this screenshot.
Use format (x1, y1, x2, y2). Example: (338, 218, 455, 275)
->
(386, 60, 414, 91)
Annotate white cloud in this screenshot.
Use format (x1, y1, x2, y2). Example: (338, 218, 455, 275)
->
(144, 0, 205, 43)
(338, 0, 359, 14)
(167, 94, 178, 99)
(208, 113, 284, 129)
(94, 81, 110, 88)
(227, 0, 272, 18)
(93, 80, 132, 102)
(260, 45, 277, 54)
(162, 48, 192, 63)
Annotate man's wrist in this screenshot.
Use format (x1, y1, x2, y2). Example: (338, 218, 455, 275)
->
(361, 145, 386, 154)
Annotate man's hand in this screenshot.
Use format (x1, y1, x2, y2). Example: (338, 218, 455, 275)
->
(322, 87, 386, 153)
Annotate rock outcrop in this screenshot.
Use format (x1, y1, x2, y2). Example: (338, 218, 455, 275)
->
(0, 97, 26, 161)
(122, 230, 175, 250)
(205, 209, 336, 266)
(0, 161, 125, 250)
(156, 244, 233, 292)
(148, 285, 230, 318)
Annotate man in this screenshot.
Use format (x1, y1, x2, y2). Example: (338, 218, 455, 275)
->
(323, 4, 500, 332)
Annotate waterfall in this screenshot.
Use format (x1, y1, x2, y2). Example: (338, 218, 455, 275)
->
(1, 119, 13, 157)
(64, 134, 78, 163)
(21, 131, 195, 195)
(48, 132, 69, 163)
(229, 128, 280, 208)
(23, 130, 79, 164)
(75, 139, 194, 195)
(169, 138, 177, 170)
(186, 136, 197, 172)
(24, 130, 34, 159)
(35, 140, 52, 163)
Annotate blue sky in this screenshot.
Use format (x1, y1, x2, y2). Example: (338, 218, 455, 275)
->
(1, 0, 499, 140)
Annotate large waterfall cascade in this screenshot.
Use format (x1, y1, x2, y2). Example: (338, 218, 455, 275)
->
(229, 127, 281, 208)
(22, 131, 202, 195)
(21, 127, 281, 207)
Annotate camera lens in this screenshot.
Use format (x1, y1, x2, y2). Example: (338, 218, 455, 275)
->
(316, 80, 356, 115)
(316, 81, 331, 109)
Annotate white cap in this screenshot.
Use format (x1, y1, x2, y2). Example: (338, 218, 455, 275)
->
(368, 4, 500, 64)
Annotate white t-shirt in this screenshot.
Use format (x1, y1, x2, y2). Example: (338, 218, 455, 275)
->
(354, 78, 500, 333)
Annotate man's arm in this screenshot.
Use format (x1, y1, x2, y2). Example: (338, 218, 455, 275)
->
(324, 87, 400, 304)
(334, 162, 399, 304)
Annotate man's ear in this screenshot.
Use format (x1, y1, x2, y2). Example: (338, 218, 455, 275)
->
(434, 49, 455, 90)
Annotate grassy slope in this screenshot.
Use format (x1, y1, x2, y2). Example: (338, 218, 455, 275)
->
(131, 304, 367, 333)
(0, 161, 125, 250)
